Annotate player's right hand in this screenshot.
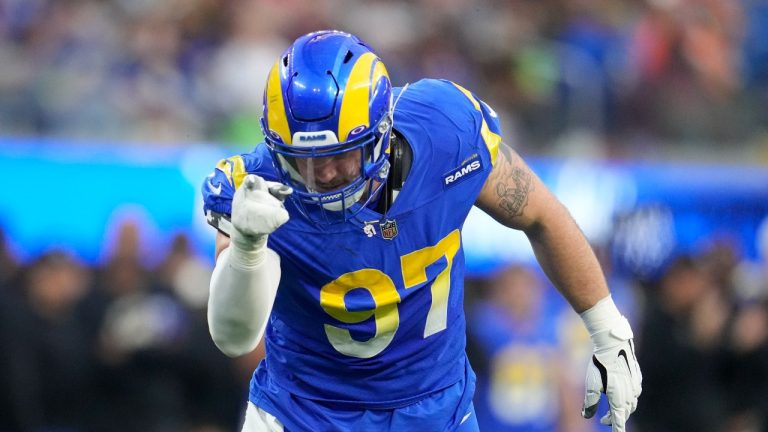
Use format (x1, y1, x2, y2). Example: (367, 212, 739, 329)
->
(231, 174, 292, 252)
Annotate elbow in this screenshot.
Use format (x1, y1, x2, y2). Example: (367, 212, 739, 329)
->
(212, 337, 257, 358)
(209, 321, 261, 357)
(522, 219, 545, 240)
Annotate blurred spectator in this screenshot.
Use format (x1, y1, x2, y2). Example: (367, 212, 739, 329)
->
(155, 232, 211, 311)
(200, 0, 287, 148)
(634, 255, 730, 432)
(705, 231, 768, 432)
(0, 251, 94, 431)
(155, 232, 246, 429)
(2, 230, 245, 432)
(83, 221, 242, 432)
(721, 299, 768, 432)
(467, 264, 592, 432)
(624, 0, 752, 145)
(112, 1, 205, 143)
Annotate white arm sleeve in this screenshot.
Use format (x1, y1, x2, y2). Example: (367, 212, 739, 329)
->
(207, 245, 281, 357)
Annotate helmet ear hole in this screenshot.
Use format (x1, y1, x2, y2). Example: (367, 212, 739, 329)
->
(343, 50, 354, 64)
(283, 55, 289, 67)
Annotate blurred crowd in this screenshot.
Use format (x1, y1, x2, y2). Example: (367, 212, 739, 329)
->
(1, 0, 767, 160)
(0, 224, 255, 432)
(633, 248, 768, 432)
(464, 235, 768, 432)
(2, 220, 768, 431)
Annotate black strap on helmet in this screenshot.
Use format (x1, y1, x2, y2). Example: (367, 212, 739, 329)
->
(377, 129, 412, 215)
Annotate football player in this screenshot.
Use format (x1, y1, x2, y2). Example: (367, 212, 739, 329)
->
(202, 30, 641, 432)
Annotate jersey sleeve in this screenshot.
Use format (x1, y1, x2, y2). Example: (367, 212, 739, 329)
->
(391, 79, 506, 211)
(202, 156, 240, 235)
(445, 80, 502, 167)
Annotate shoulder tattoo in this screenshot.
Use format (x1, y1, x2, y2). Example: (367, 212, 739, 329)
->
(495, 146, 533, 219)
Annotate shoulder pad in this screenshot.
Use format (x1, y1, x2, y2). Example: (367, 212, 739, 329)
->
(201, 155, 243, 218)
(446, 81, 501, 166)
(201, 145, 280, 234)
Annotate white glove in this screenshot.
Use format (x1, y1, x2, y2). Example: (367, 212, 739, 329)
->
(581, 296, 642, 432)
(230, 174, 292, 265)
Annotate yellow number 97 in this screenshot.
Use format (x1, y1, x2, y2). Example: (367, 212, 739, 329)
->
(319, 230, 460, 359)
(320, 269, 401, 358)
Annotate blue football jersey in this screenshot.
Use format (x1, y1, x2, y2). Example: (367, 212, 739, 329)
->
(202, 79, 502, 420)
(469, 294, 566, 432)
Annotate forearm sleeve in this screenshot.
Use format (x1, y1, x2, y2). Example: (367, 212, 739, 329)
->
(207, 245, 281, 357)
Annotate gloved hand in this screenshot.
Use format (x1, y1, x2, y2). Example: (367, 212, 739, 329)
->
(230, 174, 292, 263)
(581, 296, 642, 432)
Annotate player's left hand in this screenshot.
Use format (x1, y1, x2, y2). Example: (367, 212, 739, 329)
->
(581, 298, 642, 432)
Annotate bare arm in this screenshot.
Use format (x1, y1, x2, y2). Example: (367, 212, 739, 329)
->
(475, 144, 609, 312)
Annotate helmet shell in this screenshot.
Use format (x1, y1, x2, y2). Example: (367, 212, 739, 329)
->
(262, 30, 392, 148)
(261, 30, 394, 224)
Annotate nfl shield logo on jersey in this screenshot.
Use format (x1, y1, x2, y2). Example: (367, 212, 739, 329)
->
(379, 219, 398, 240)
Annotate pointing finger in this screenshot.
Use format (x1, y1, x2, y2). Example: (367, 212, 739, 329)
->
(267, 183, 293, 201)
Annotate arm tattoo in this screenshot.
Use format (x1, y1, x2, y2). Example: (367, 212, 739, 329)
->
(495, 146, 533, 219)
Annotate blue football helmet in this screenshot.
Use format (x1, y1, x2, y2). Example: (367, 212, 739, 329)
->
(261, 30, 393, 224)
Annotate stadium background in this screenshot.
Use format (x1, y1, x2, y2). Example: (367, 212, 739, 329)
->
(1, 0, 767, 431)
